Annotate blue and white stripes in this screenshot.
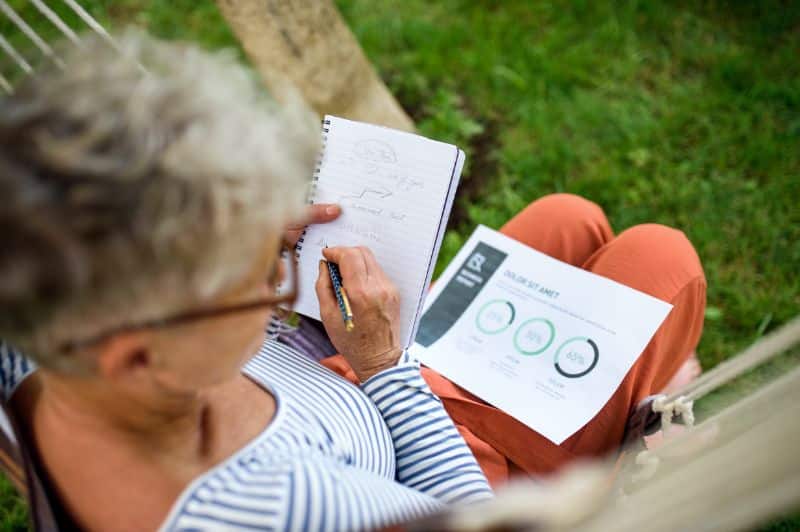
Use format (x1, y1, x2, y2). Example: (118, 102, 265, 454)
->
(361, 351, 492, 505)
(0, 341, 35, 402)
(163, 342, 492, 530)
(0, 339, 492, 531)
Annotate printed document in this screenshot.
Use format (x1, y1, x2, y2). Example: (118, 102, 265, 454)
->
(411, 225, 673, 444)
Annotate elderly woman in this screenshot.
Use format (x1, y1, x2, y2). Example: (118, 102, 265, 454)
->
(0, 34, 492, 530)
(0, 32, 707, 531)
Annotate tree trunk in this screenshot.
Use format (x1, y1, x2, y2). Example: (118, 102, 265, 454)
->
(216, 0, 414, 131)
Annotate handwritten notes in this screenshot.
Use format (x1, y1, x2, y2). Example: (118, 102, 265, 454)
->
(291, 116, 464, 347)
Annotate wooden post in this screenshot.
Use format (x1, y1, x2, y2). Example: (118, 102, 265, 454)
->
(215, 0, 414, 131)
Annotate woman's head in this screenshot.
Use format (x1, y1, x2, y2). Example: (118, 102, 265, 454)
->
(0, 31, 318, 381)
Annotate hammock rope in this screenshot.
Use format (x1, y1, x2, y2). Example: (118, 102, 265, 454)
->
(0, 33, 33, 73)
(29, 0, 80, 46)
(0, 0, 63, 69)
(0, 0, 119, 93)
(430, 354, 800, 531)
(664, 314, 800, 404)
(639, 315, 800, 437)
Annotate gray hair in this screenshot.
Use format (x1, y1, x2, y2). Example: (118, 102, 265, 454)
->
(0, 31, 319, 371)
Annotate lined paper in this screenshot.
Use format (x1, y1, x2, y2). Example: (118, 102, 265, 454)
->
(292, 115, 463, 347)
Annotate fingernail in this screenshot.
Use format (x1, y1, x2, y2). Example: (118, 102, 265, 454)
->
(325, 205, 340, 216)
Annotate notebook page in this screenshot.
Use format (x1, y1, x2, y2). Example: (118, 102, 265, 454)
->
(294, 115, 460, 347)
(407, 148, 464, 345)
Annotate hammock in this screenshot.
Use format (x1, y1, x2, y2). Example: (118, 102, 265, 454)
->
(412, 316, 800, 531)
(0, 0, 113, 93)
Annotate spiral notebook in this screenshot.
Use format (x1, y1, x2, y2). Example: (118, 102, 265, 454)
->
(290, 115, 465, 348)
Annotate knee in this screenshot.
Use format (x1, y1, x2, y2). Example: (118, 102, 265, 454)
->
(609, 225, 707, 391)
(607, 224, 706, 297)
(502, 193, 613, 266)
(528, 193, 607, 229)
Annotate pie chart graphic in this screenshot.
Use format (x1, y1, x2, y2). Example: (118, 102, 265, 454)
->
(554, 337, 599, 378)
(475, 299, 516, 334)
(513, 318, 555, 355)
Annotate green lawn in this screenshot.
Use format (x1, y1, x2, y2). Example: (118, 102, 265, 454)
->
(1, 0, 798, 529)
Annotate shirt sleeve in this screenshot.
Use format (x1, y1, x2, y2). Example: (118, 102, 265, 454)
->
(360, 350, 493, 505)
(0, 341, 37, 402)
(265, 312, 293, 341)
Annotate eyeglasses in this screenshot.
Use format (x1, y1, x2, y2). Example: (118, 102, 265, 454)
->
(58, 242, 298, 354)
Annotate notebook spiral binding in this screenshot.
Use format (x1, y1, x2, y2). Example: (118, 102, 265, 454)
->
(294, 118, 331, 260)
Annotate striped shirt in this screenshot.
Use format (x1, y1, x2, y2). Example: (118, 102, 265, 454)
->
(0, 340, 492, 530)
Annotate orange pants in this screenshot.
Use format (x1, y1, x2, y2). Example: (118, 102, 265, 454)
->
(323, 194, 707, 486)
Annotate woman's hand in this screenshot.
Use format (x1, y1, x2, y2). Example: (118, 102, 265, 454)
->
(284, 204, 341, 247)
(316, 246, 402, 382)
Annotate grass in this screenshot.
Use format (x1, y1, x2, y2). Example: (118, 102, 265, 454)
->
(1, 0, 799, 528)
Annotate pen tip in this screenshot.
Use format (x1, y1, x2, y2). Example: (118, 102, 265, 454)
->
(345, 321, 354, 332)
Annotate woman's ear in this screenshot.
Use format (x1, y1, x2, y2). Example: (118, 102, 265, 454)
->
(95, 332, 153, 381)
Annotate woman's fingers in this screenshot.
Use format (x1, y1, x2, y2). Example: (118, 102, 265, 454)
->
(284, 227, 305, 248)
(284, 204, 341, 246)
(322, 246, 369, 285)
(357, 246, 388, 282)
(315, 246, 402, 381)
(322, 246, 399, 311)
(285, 204, 342, 230)
(306, 203, 342, 225)
(356, 246, 399, 304)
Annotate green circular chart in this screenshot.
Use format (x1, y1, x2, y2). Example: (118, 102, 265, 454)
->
(475, 299, 516, 334)
(513, 318, 555, 355)
(554, 337, 599, 378)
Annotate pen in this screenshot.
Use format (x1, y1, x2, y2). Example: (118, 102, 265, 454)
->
(326, 260, 354, 332)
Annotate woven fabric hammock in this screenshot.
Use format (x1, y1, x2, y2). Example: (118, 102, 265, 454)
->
(411, 316, 800, 531)
(0, 0, 113, 93)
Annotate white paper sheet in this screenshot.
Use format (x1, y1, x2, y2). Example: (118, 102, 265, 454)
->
(411, 225, 673, 444)
(291, 116, 463, 347)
